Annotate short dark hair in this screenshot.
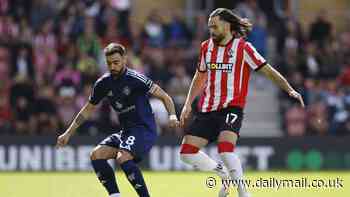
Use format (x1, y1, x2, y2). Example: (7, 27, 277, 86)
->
(209, 8, 252, 37)
(104, 43, 126, 56)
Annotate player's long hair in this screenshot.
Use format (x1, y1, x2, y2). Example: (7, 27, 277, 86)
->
(209, 8, 252, 38)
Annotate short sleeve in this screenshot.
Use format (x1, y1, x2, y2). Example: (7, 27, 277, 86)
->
(244, 42, 267, 71)
(89, 77, 108, 105)
(197, 41, 209, 72)
(132, 72, 156, 94)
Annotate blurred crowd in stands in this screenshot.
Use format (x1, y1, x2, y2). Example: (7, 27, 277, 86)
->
(0, 0, 349, 137)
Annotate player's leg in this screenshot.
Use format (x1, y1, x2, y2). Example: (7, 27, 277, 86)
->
(218, 131, 249, 197)
(90, 144, 120, 197)
(180, 114, 229, 179)
(217, 108, 249, 197)
(180, 135, 219, 171)
(180, 135, 229, 197)
(116, 126, 156, 197)
(116, 150, 150, 197)
(180, 117, 231, 197)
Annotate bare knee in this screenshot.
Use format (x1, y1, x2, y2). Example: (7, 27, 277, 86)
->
(116, 150, 134, 164)
(217, 131, 238, 144)
(90, 145, 118, 160)
(90, 147, 104, 160)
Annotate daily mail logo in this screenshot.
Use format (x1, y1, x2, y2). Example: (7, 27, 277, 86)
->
(206, 63, 233, 72)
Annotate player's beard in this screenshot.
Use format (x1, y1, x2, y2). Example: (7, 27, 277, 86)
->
(211, 33, 225, 44)
(110, 67, 125, 77)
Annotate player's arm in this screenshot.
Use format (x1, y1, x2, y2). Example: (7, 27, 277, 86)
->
(57, 76, 107, 148)
(63, 102, 96, 136)
(56, 102, 97, 148)
(184, 40, 208, 108)
(180, 70, 207, 127)
(180, 41, 208, 127)
(244, 41, 304, 107)
(184, 70, 207, 107)
(258, 64, 305, 107)
(150, 84, 179, 128)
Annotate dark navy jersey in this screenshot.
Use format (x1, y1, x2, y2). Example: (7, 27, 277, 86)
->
(89, 68, 157, 130)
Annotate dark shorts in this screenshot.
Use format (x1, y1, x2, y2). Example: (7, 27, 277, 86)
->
(185, 107, 244, 143)
(99, 125, 157, 162)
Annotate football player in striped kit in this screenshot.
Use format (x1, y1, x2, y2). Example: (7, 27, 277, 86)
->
(179, 8, 304, 197)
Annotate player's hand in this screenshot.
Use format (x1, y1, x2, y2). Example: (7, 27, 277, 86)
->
(288, 90, 305, 108)
(169, 118, 180, 128)
(56, 132, 71, 148)
(180, 104, 192, 128)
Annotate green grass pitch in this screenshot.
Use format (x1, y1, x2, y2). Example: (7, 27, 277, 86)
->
(1, 171, 349, 197)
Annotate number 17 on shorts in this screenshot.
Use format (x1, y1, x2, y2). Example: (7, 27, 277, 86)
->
(225, 113, 238, 125)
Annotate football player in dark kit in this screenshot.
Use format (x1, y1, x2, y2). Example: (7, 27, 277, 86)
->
(56, 43, 179, 197)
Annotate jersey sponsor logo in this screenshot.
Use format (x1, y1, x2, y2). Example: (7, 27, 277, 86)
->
(206, 63, 233, 72)
(118, 105, 136, 114)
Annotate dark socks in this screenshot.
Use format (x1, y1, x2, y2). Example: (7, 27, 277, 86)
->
(120, 160, 150, 197)
(91, 159, 120, 195)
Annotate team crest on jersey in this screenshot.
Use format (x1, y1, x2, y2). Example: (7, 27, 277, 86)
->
(206, 63, 233, 72)
(123, 86, 131, 95)
(228, 49, 234, 58)
(115, 101, 123, 109)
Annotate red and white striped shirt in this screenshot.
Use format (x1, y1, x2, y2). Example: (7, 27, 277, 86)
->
(197, 38, 266, 112)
